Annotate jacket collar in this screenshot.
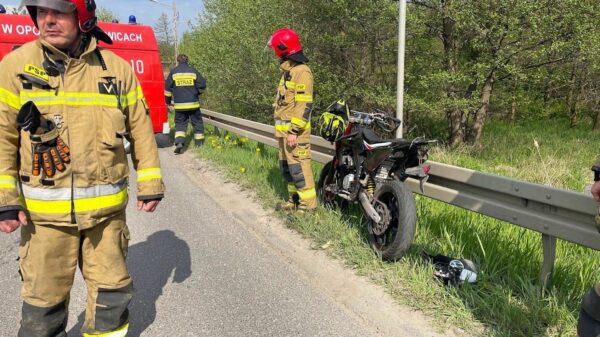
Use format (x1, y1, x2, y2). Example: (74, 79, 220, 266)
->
(39, 36, 98, 62)
(279, 60, 299, 72)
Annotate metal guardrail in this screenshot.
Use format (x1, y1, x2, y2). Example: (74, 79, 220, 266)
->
(202, 109, 600, 286)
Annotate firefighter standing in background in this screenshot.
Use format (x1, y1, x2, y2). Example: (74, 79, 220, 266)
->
(578, 162, 600, 337)
(267, 28, 317, 215)
(0, 1, 165, 336)
(165, 54, 207, 154)
(0, 4, 6, 13)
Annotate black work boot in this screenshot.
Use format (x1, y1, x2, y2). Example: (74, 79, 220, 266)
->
(195, 140, 204, 147)
(174, 143, 184, 154)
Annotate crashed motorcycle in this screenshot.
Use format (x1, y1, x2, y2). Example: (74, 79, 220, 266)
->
(317, 104, 434, 261)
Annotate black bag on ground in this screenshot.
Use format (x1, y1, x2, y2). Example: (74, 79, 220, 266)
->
(421, 250, 478, 285)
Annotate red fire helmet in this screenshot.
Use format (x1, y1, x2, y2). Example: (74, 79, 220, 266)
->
(267, 28, 303, 60)
(21, 0, 98, 32)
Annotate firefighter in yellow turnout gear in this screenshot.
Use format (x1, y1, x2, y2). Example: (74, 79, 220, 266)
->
(268, 28, 317, 213)
(0, 1, 165, 336)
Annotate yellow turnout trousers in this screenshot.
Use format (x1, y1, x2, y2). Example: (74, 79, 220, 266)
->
(278, 138, 317, 209)
(18, 212, 132, 337)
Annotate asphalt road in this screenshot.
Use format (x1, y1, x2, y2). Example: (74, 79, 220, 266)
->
(0, 148, 449, 337)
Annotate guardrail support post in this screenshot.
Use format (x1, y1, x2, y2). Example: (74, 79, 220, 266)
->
(540, 234, 557, 290)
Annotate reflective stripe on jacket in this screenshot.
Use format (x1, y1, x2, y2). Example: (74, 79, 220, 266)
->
(0, 38, 165, 229)
(273, 60, 313, 140)
(164, 63, 206, 111)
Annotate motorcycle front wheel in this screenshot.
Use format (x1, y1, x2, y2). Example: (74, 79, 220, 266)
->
(367, 179, 416, 261)
(317, 161, 348, 210)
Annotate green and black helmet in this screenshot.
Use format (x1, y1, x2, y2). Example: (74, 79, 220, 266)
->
(318, 99, 350, 142)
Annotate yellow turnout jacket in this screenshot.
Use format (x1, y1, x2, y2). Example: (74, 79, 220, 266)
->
(273, 60, 314, 142)
(0, 38, 165, 230)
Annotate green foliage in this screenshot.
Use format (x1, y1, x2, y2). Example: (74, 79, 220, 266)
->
(179, 0, 600, 145)
(96, 6, 116, 23)
(180, 0, 288, 123)
(8, 6, 28, 15)
(431, 118, 597, 190)
(154, 13, 176, 65)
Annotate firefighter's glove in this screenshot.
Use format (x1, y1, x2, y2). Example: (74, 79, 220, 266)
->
(17, 102, 70, 178)
(16, 101, 41, 132)
(31, 134, 70, 177)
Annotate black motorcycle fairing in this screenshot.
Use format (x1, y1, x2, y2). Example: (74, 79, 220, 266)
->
(361, 128, 413, 148)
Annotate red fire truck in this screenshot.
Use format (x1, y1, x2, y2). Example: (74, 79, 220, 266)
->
(0, 14, 171, 146)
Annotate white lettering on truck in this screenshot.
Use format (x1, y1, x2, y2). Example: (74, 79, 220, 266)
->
(106, 32, 143, 43)
(1, 24, 39, 36)
(1, 24, 12, 34)
(130, 59, 145, 75)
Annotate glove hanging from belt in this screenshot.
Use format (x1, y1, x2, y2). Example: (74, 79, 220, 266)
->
(17, 101, 70, 178)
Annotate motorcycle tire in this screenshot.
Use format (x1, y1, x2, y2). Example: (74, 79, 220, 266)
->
(317, 161, 348, 210)
(368, 179, 416, 261)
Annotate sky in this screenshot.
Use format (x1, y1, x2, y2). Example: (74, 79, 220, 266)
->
(1, 0, 204, 35)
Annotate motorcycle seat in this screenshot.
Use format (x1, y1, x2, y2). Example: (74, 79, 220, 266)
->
(362, 128, 413, 148)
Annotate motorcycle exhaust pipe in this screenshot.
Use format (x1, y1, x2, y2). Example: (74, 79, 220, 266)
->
(359, 191, 382, 223)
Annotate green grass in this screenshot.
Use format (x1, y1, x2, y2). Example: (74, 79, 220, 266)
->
(429, 119, 600, 190)
(179, 118, 600, 337)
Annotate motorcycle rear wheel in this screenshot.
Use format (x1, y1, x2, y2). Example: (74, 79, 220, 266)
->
(368, 180, 416, 261)
(317, 161, 348, 210)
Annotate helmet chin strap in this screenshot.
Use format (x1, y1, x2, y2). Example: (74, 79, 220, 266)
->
(279, 53, 292, 64)
(77, 32, 91, 56)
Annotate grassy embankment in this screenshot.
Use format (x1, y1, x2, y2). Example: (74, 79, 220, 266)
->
(179, 117, 600, 337)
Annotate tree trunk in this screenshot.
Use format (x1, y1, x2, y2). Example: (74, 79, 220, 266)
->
(594, 109, 600, 130)
(568, 99, 578, 128)
(542, 57, 556, 111)
(440, 0, 464, 146)
(447, 108, 464, 147)
(542, 84, 551, 111)
(510, 101, 517, 121)
(567, 61, 579, 128)
(509, 78, 518, 121)
(469, 70, 496, 144)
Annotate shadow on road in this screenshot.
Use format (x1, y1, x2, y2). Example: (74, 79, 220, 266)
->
(68, 230, 192, 336)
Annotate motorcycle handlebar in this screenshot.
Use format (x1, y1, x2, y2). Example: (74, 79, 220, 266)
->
(347, 109, 436, 144)
(389, 116, 402, 124)
(349, 111, 401, 133)
(349, 111, 393, 123)
(349, 111, 375, 125)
